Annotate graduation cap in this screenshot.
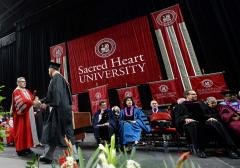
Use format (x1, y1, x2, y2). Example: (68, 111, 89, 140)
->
(49, 62, 61, 70)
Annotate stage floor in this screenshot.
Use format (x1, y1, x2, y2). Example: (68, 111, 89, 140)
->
(0, 133, 239, 168)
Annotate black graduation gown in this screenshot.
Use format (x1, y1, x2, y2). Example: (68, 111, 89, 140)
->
(41, 73, 74, 146)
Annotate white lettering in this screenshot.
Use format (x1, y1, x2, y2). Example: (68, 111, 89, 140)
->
(138, 63, 145, 72)
(111, 57, 121, 67)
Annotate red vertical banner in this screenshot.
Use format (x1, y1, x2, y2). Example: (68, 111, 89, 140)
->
(50, 42, 69, 81)
(72, 94, 79, 112)
(88, 85, 109, 115)
(117, 86, 142, 108)
(149, 79, 180, 105)
(151, 4, 202, 90)
(190, 72, 228, 100)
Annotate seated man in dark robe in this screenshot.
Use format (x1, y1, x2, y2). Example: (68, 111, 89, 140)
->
(93, 101, 115, 144)
(173, 90, 239, 159)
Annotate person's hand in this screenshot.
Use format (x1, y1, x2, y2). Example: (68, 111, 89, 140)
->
(40, 103, 48, 110)
(207, 118, 217, 122)
(33, 100, 41, 107)
(34, 96, 39, 101)
(232, 116, 240, 121)
(104, 122, 109, 126)
(185, 118, 196, 124)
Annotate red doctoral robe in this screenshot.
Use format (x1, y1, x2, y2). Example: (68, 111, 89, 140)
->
(11, 87, 34, 152)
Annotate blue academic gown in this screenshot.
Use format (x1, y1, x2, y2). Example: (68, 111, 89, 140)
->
(119, 107, 151, 145)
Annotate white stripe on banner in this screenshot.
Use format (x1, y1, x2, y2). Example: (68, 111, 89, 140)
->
(155, 29, 174, 79)
(166, 26, 192, 90)
(63, 56, 68, 81)
(179, 22, 202, 75)
(164, 27, 185, 90)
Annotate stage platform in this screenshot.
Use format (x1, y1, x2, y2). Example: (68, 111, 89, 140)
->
(0, 133, 239, 168)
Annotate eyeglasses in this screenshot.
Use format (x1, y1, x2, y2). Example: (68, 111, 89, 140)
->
(19, 81, 26, 82)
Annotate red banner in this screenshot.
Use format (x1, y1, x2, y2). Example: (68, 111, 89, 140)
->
(149, 79, 180, 105)
(72, 94, 79, 112)
(190, 73, 228, 100)
(151, 4, 202, 90)
(67, 16, 162, 93)
(50, 42, 69, 81)
(117, 86, 141, 108)
(88, 85, 109, 115)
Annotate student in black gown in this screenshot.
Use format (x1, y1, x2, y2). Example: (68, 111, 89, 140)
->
(39, 62, 78, 163)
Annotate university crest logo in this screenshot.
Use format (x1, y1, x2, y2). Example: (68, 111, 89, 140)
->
(95, 92, 102, 100)
(201, 79, 213, 88)
(52, 45, 63, 58)
(124, 91, 133, 97)
(95, 38, 116, 58)
(159, 85, 169, 93)
(156, 10, 177, 27)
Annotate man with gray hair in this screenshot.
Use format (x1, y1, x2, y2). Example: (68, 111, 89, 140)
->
(202, 96, 239, 157)
(11, 77, 40, 156)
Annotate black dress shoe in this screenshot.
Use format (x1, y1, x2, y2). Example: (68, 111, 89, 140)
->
(24, 149, 33, 154)
(196, 150, 207, 158)
(226, 150, 239, 159)
(39, 157, 52, 164)
(17, 151, 27, 156)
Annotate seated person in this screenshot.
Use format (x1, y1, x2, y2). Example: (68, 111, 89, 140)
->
(218, 91, 240, 137)
(118, 97, 151, 149)
(112, 106, 121, 146)
(112, 106, 120, 121)
(150, 100, 161, 114)
(93, 101, 115, 144)
(173, 90, 239, 159)
(203, 97, 238, 155)
(144, 100, 166, 117)
(177, 98, 186, 104)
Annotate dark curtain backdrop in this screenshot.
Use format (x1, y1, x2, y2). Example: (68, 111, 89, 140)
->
(0, 43, 17, 110)
(0, 0, 240, 111)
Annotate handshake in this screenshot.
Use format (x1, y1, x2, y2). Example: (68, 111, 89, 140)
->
(33, 96, 48, 110)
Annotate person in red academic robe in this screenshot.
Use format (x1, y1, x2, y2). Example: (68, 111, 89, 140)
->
(11, 77, 40, 156)
(218, 91, 240, 137)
